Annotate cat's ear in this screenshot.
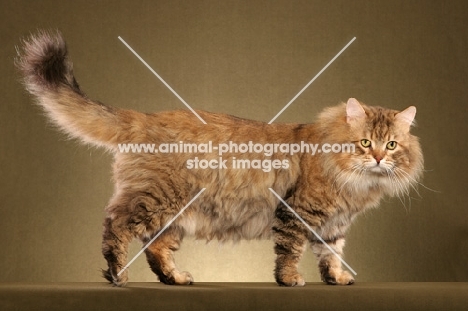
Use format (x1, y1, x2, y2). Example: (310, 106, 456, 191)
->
(346, 98, 366, 124)
(395, 106, 416, 132)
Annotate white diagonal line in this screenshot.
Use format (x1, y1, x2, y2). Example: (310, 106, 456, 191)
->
(268, 188, 357, 276)
(118, 188, 206, 276)
(268, 37, 356, 124)
(118, 36, 207, 124)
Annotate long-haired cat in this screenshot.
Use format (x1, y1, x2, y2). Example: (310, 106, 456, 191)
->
(16, 30, 423, 287)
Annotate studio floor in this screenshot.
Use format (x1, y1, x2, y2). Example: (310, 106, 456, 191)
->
(1, 282, 466, 311)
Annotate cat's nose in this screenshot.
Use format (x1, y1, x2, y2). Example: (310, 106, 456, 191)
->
(374, 156, 382, 164)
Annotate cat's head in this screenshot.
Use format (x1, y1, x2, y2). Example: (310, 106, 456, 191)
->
(318, 98, 423, 198)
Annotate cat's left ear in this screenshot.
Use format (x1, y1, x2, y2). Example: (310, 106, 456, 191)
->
(395, 106, 417, 132)
(346, 98, 366, 124)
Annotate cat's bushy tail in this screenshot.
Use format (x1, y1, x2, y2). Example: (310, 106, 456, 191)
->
(16, 30, 141, 151)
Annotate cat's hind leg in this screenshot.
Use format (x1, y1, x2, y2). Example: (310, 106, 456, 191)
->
(101, 216, 133, 287)
(143, 227, 193, 285)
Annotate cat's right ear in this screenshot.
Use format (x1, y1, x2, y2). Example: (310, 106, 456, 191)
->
(346, 98, 366, 124)
(395, 106, 417, 132)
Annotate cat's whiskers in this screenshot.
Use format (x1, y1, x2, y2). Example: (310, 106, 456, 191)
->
(394, 166, 438, 194)
(333, 165, 355, 190)
(384, 167, 410, 211)
(392, 167, 422, 198)
(354, 165, 368, 187)
(337, 164, 364, 195)
(332, 163, 360, 190)
(389, 167, 410, 197)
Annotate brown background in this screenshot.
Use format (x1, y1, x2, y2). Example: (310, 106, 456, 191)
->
(1, 0, 467, 283)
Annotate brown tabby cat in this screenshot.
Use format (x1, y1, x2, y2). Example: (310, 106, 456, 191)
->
(16, 30, 423, 287)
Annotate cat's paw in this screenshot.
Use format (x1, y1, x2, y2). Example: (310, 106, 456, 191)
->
(277, 274, 306, 287)
(336, 270, 354, 285)
(113, 275, 129, 287)
(160, 270, 194, 285)
(323, 270, 354, 286)
(102, 269, 128, 287)
(173, 271, 194, 285)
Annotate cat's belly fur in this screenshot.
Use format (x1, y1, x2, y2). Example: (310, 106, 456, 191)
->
(177, 205, 356, 243)
(175, 197, 359, 243)
(176, 198, 276, 241)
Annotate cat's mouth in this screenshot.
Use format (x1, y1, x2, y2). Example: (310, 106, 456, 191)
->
(367, 164, 388, 175)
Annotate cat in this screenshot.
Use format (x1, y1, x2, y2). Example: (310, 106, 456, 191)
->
(16, 30, 423, 287)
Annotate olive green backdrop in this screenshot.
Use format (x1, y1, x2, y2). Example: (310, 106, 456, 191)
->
(1, 0, 467, 283)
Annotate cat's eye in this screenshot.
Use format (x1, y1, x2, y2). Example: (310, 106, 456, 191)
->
(360, 139, 371, 148)
(386, 141, 397, 150)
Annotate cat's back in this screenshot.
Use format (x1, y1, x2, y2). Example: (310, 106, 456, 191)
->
(144, 109, 305, 142)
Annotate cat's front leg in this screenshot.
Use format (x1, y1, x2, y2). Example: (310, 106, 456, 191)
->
(273, 205, 309, 287)
(311, 238, 355, 285)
